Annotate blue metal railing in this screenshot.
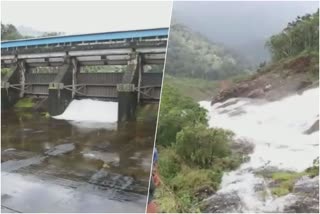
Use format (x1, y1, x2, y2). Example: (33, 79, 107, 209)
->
(1, 28, 168, 49)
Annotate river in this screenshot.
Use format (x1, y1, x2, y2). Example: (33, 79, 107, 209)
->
(1, 99, 157, 213)
(200, 87, 319, 212)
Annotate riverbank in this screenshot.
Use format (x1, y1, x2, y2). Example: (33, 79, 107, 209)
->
(153, 84, 252, 212)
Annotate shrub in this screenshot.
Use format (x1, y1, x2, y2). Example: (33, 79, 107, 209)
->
(305, 157, 319, 178)
(175, 124, 234, 168)
(170, 168, 222, 193)
(158, 148, 182, 182)
(157, 84, 208, 147)
(271, 171, 304, 197)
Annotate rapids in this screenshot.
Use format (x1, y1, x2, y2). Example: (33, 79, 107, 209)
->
(200, 87, 319, 212)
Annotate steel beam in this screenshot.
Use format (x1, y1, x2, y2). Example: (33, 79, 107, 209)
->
(69, 49, 132, 56)
(18, 52, 66, 59)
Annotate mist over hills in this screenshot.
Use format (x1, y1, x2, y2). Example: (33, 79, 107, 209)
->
(166, 22, 253, 80)
(16, 25, 44, 37)
(172, 1, 319, 65)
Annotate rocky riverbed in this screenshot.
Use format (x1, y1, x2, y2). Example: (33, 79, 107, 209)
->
(200, 85, 319, 213)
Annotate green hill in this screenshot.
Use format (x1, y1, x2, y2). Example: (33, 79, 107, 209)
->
(165, 23, 252, 80)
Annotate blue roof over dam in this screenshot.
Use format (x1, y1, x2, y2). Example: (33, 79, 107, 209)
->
(1, 28, 169, 49)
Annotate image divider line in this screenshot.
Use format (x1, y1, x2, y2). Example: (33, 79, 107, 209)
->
(144, 0, 174, 213)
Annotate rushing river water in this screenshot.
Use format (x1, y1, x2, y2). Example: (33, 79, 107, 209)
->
(1, 99, 157, 213)
(200, 88, 319, 212)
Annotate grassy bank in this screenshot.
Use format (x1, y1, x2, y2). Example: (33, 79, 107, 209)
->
(256, 157, 319, 197)
(154, 83, 246, 212)
(164, 75, 219, 101)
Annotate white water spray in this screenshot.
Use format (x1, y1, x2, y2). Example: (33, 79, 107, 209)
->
(53, 99, 118, 123)
(200, 88, 319, 212)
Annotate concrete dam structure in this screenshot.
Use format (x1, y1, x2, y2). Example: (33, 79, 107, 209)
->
(1, 28, 168, 121)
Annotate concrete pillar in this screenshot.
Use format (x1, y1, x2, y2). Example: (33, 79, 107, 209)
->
(18, 60, 26, 98)
(117, 84, 137, 122)
(1, 60, 24, 109)
(117, 52, 141, 122)
(48, 58, 73, 116)
(71, 58, 80, 99)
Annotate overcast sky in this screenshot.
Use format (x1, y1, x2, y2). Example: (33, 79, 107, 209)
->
(172, 1, 319, 63)
(2, 1, 172, 35)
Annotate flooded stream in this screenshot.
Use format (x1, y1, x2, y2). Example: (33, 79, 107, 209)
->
(1, 100, 157, 213)
(200, 88, 319, 212)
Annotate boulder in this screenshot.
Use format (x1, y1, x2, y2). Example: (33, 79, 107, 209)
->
(201, 191, 243, 213)
(247, 88, 264, 98)
(284, 176, 319, 213)
(304, 120, 319, 135)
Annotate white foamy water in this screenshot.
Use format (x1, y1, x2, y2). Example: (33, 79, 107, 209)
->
(200, 88, 319, 212)
(53, 99, 118, 123)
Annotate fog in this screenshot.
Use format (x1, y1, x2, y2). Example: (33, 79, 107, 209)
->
(173, 1, 319, 64)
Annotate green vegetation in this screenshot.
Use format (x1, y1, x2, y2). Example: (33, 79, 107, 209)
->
(1, 23, 23, 40)
(305, 157, 319, 178)
(266, 10, 319, 61)
(166, 23, 252, 80)
(155, 84, 244, 212)
(1, 23, 65, 41)
(136, 104, 159, 121)
(176, 124, 234, 168)
(40, 112, 51, 118)
(156, 83, 207, 147)
(270, 171, 304, 196)
(164, 75, 219, 101)
(262, 157, 319, 197)
(14, 98, 35, 108)
(1, 68, 13, 78)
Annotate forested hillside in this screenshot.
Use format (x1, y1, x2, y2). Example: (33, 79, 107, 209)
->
(1, 23, 24, 40)
(266, 9, 319, 61)
(212, 9, 319, 104)
(1, 23, 64, 41)
(165, 23, 252, 80)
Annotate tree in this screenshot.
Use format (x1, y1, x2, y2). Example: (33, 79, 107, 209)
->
(156, 83, 208, 147)
(176, 124, 233, 168)
(1, 23, 23, 41)
(266, 9, 319, 61)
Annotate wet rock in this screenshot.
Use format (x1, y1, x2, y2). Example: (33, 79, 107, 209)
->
(3, 148, 16, 152)
(293, 176, 319, 195)
(218, 109, 232, 114)
(82, 151, 120, 166)
(89, 170, 146, 194)
(1, 193, 12, 202)
(304, 120, 319, 135)
(239, 83, 249, 91)
(201, 191, 243, 213)
(247, 88, 264, 98)
(230, 139, 255, 156)
(264, 84, 272, 91)
(284, 176, 319, 213)
(45, 143, 75, 156)
(2, 156, 45, 172)
(228, 109, 246, 117)
(216, 99, 240, 109)
(297, 80, 313, 92)
(92, 142, 111, 151)
(1, 149, 35, 162)
(194, 185, 215, 201)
